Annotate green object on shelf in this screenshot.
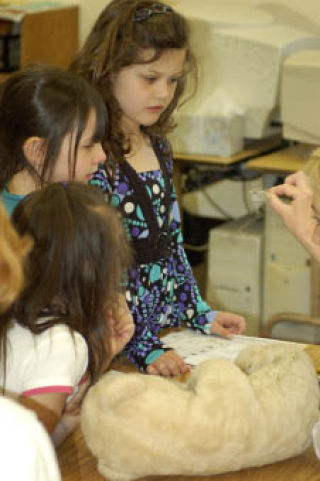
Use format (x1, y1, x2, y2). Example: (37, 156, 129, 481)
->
(1, 2, 63, 11)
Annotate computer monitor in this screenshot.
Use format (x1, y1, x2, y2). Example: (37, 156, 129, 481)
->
(281, 49, 320, 145)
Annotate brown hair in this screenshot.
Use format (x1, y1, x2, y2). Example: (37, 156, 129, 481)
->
(70, 0, 197, 164)
(0, 182, 132, 381)
(0, 64, 107, 190)
(0, 202, 32, 312)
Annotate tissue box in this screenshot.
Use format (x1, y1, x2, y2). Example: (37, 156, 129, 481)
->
(170, 112, 244, 157)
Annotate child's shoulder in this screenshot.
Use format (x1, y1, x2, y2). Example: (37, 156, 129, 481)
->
(9, 321, 87, 355)
(4, 322, 88, 396)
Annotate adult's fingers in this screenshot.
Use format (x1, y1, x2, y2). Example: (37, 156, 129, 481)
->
(267, 191, 291, 216)
(285, 171, 311, 189)
(268, 183, 302, 199)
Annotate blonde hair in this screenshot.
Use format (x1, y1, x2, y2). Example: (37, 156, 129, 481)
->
(303, 147, 320, 194)
(0, 202, 32, 312)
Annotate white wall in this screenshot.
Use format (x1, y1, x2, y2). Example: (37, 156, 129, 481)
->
(248, 0, 320, 29)
(16, 0, 320, 46)
(66, 0, 111, 46)
(77, 0, 320, 45)
(31, 0, 110, 45)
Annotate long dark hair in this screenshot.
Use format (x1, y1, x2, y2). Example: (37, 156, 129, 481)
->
(0, 64, 107, 190)
(70, 0, 197, 164)
(0, 182, 132, 382)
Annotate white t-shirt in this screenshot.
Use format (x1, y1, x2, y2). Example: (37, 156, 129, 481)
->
(0, 396, 61, 480)
(0, 322, 88, 399)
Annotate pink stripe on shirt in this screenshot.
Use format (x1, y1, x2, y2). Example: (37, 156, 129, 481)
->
(22, 385, 73, 397)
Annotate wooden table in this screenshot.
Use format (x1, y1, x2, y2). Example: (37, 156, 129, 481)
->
(57, 346, 320, 481)
(174, 135, 284, 168)
(57, 433, 319, 481)
(245, 143, 315, 174)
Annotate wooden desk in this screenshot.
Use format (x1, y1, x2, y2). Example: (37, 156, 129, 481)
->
(173, 135, 284, 198)
(57, 432, 319, 481)
(57, 346, 320, 481)
(245, 143, 315, 174)
(174, 135, 284, 167)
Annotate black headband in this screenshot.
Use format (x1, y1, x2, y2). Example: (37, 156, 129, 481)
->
(134, 3, 173, 22)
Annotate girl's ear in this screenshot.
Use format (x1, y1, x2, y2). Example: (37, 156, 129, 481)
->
(23, 137, 46, 170)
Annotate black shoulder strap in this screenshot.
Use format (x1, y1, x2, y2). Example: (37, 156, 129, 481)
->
(119, 136, 172, 240)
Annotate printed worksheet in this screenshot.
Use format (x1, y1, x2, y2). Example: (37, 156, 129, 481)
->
(161, 330, 305, 367)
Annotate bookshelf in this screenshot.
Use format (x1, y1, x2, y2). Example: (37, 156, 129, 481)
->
(0, 5, 78, 81)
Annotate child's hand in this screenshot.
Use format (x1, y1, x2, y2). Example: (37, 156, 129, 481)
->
(106, 294, 135, 359)
(146, 350, 190, 377)
(109, 312, 135, 359)
(211, 311, 246, 339)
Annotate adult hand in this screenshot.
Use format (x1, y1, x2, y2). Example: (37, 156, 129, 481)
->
(266, 171, 320, 251)
(146, 350, 190, 377)
(211, 311, 246, 339)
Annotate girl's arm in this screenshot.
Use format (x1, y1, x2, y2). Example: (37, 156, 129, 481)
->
(145, 349, 189, 376)
(18, 327, 88, 445)
(20, 392, 68, 437)
(177, 225, 246, 337)
(52, 378, 91, 446)
(121, 297, 189, 376)
(211, 312, 246, 337)
(20, 380, 90, 447)
(168, 165, 246, 337)
(123, 322, 176, 373)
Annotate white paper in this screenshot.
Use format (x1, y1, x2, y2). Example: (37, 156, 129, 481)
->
(161, 330, 306, 367)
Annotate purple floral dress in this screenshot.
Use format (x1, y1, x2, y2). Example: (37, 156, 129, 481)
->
(90, 136, 217, 370)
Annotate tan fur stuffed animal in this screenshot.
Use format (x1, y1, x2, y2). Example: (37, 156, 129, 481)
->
(81, 344, 320, 481)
